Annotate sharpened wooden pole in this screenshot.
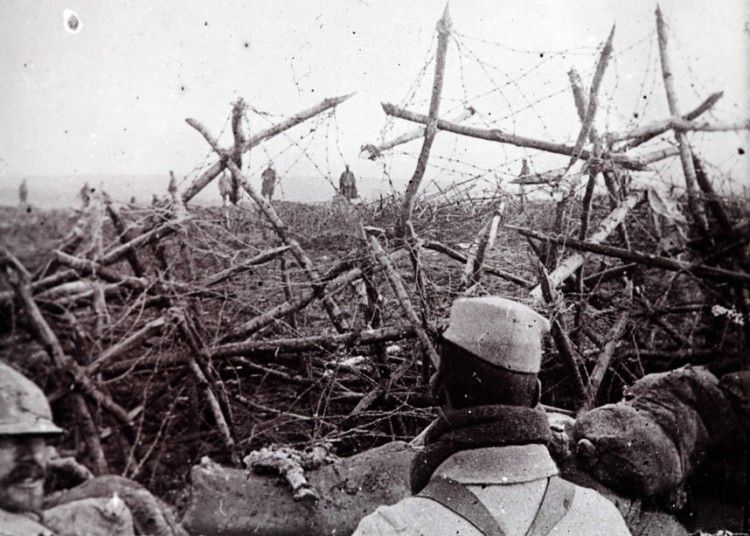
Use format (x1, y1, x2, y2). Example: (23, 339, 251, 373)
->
(382, 103, 677, 171)
(526, 190, 645, 300)
(655, 6, 708, 235)
(186, 116, 349, 333)
(400, 4, 452, 234)
(367, 233, 440, 369)
(182, 94, 354, 204)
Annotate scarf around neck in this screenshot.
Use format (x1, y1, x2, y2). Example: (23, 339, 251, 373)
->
(410, 404, 552, 494)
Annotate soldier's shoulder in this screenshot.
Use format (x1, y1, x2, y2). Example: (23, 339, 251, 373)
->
(561, 484, 632, 535)
(353, 496, 452, 536)
(0, 509, 54, 536)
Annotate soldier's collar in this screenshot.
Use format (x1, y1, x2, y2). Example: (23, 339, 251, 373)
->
(431, 444, 559, 485)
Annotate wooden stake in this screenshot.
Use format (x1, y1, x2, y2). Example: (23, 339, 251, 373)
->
(400, 5, 451, 234)
(1, 253, 133, 431)
(568, 26, 615, 169)
(526, 190, 645, 300)
(655, 6, 708, 234)
(580, 281, 632, 413)
(186, 117, 349, 333)
(511, 225, 750, 286)
(422, 240, 532, 287)
(381, 103, 673, 171)
(367, 233, 440, 369)
(361, 106, 474, 160)
(181, 94, 354, 204)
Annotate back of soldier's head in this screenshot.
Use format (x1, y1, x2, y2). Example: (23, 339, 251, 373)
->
(435, 297, 549, 409)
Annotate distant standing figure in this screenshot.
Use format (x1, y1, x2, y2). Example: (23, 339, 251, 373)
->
(168, 170, 178, 203)
(18, 179, 28, 206)
(339, 165, 358, 200)
(218, 172, 232, 207)
(78, 182, 92, 208)
(261, 162, 277, 201)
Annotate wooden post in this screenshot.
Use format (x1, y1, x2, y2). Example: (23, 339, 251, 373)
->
(381, 103, 676, 171)
(1, 251, 133, 432)
(655, 6, 708, 236)
(511, 225, 750, 286)
(536, 261, 587, 400)
(580, 281, 632, 413)
(360, 107, 473, 160)
(186, 117, 349, 334)
(181, 94, 354, 204)
(568, 26, 615, 168)
(367, 233, 440, 369)
(399, 4, 451, 234)
(526, 190, 645, 300)
(229, 98, 246, 205)
(461, 212, 501, 293)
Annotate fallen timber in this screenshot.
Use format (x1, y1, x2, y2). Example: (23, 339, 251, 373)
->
(105, 326, 417, 376)
(381, 103, 680, 171)
(508, 226, 750, 287)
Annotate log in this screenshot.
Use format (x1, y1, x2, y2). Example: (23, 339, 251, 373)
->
(618, 91, 723, 150)
(461, 212, 501, 292)
(607, 115, 749, 144)
(212, 325, 416, 360)
(181, 94, 354, 204)
(367, 233, 440, 369)
(655, 6, 708, 234)
(510, 226, 750, 287)
(360, 107, 474, 160)
(421, 240, 532, 287)
(579, 281, 632, 413)
(104, 325, 416, 376)
(229, 98, 246, 205)
(104, 194, 146, 277)
(400, 4, 451, 234)
(226, 266, 363, 341)
(381, 104, 666, 171)
(87, 317, 167, 375)
(1, 252, 133, 431)
(568, 25, 615, 168)
(98, 219, 185, 268)
(526, 190, 645, 300)
(536, 262, 587, 399)
(199, 245, 290, 287)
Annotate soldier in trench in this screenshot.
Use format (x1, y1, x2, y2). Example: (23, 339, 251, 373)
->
(353, 297, 631, 536)
(0, 362, 134, 535)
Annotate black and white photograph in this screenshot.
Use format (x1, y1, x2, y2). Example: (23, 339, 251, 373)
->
(1, 1, 748, 534)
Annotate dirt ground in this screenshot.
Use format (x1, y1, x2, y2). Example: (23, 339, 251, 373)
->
(0, 194, 746, 529)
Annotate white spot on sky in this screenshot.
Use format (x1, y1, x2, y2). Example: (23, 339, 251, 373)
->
(63, 9, 82, 34)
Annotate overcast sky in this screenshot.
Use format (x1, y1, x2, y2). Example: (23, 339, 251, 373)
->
(1, 0, 748, 202)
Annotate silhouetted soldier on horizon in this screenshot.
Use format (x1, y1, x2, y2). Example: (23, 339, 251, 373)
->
(218, 171, 232, 207)
(339, 164, 358, 200)
(18, 180, 28, 207)
(261, 162, 277, 201)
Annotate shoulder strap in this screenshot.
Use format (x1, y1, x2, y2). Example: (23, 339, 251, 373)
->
(418, 476, 508, 536)
(525, 476, 576, 536)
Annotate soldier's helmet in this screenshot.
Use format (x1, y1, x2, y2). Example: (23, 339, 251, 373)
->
(442, 296, 550, 374)
(0, 362, 63, 436)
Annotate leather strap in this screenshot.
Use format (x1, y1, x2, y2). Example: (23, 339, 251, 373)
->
(525, 476, 576, 536)
(418, 476, 576, 536)
(418, 476, 508, 536)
